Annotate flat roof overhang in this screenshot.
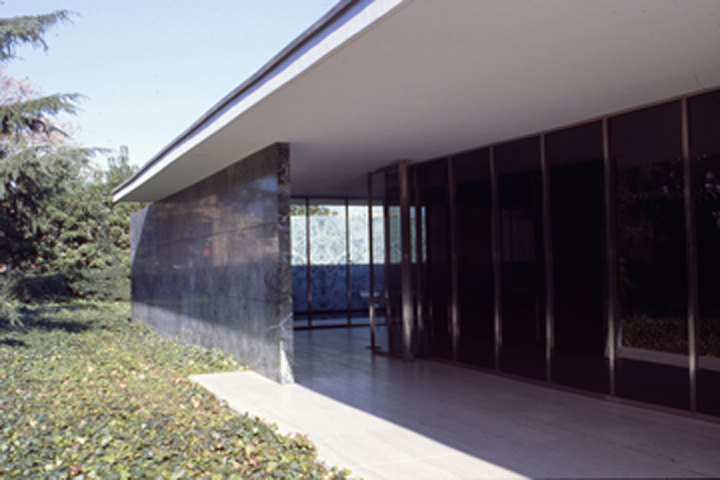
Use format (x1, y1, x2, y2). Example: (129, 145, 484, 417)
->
(114, 0, 720, 203)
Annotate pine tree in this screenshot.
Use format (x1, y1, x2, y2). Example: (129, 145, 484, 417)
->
(0, 11, 71, 60)
(0, 11, 79, 157)
(0, 10, 88, 321)
(0, 11, 88, 265)
(44, 146, 141, 301)
(0, 12, 140, 318)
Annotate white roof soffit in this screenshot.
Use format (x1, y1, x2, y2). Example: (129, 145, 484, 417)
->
(114, 0, 720, 203)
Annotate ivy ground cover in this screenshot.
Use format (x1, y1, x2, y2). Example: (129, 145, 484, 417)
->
(0, 302, 350, 479)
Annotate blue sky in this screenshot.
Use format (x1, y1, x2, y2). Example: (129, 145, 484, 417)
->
(1, 1, 336, 167)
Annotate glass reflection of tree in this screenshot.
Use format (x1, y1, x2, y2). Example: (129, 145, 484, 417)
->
(616, 157, 688, 355)
(696, 155, 720, 358)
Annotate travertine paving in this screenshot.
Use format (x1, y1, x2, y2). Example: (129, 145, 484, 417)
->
(193, 327, 720, 479)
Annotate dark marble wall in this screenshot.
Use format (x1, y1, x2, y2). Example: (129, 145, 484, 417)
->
(130, 143, 293, 383)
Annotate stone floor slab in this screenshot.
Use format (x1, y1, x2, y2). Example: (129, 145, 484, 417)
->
(192, 327, 720, 479)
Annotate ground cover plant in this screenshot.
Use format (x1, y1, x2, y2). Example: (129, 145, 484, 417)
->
(0, 302, 350, 479)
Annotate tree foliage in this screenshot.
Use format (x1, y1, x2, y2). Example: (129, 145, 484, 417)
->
(40, 146, 142, 301)
(0, 10, 83, 270)
(0, 11, 140, 320)
(0, 11, 77, 158)
(0, 11, 71, 61)
(0, 142, 89, 267)
(0, 93, 80, 149)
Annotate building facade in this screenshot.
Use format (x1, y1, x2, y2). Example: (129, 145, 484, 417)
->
(118, 1, 720, 418)
(362, 91, 720, 418)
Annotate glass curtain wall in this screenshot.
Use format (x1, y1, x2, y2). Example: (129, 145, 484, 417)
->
(546, 122, 609, 394)
(369, 166, 422, 356)
(386, 170, 403, 355)
(308, 200, 347, 326)
(496, 137, 546, 381)
(370, 173, 388, 351)
(290, 200, 309, 327)
(609, 101, 690, 410)
(417, 161, 453, 360)
(365, 88, 720, 418)
(412, 167, 428, 357)
(453, 149, 494, 368)
(409, 171, 422, 356)
(349, 203, 372, 321)
(689, 91, 720, 417)
(290, 198, 377, 328)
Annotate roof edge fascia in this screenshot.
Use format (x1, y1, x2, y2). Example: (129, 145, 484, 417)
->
(113, 0, 405, 203)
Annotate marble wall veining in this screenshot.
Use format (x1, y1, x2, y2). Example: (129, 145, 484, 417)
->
(130, 143, 293, 384)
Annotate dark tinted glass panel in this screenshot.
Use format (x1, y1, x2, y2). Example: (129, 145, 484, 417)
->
(689, 89, 720, 417)
(453, 148, 494, 368)
(420, 160, 453, 360)
(547, 122, 609, 393)
(610, 101, 689, 410)
(385, 169, 403, 355)
(496, 136, 546, 380)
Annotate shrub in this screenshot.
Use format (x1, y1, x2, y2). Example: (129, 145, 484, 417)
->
(7, 271, 69, 303)
(66, 266, 130, 302)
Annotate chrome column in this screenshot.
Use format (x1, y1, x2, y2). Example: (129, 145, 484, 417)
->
(399, 160, 415, 361)
(368, 173, 376, 350)
(603, 118, 618, 396)
(490, 146, 503, 370)
(305, 197, 312, 329)
(414, 168, 425, 356)
(682, 96, 699, 413)
(447, 157, 460, 362)
(541, 134, 555, 383)
(346, 198, 352, 326)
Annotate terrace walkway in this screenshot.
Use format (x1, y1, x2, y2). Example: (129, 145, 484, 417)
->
(193, 327, 720, 479)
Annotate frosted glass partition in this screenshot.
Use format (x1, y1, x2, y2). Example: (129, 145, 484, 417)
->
(290, 199, 379, 328)
(310, 201, 347, 326)
(290, 202, 308, 321)
(349, 205, 371, 316)
(371, 204, 386, 324)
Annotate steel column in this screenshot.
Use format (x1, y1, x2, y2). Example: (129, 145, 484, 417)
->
(540, 134, 555, 383)
(346, 199, 352, 326)
(447, 157, 460, 362)
(490, 146, 502, 370)
(368, 172, 375, 352)
(414, 168, 425, 356)
(603, 118, 618, 396)
(682, 97, 699, 413)
(368, 173, 376, 350)
(384, 172, 392, 348)
(305, 197, 312, 329)
(399, 160, 415, 361)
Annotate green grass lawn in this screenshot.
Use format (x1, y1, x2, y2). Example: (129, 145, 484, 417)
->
(0, 302, 350, 479)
